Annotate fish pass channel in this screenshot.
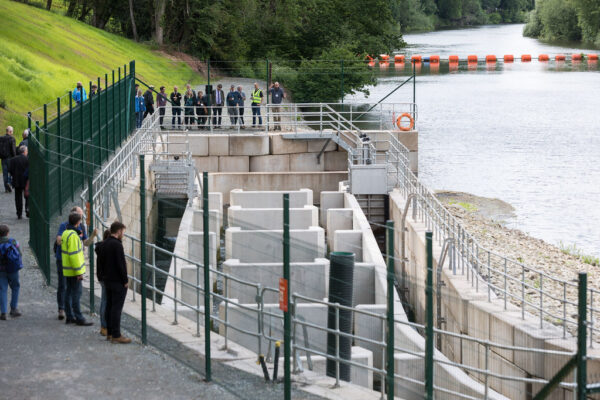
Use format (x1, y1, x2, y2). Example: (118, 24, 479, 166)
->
(348, 23, 600, 258)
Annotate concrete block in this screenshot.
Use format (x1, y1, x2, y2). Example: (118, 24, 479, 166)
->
(326, 208, 353, 250)
(324, 151, 348, 171)
(228, 205, 318, 230)
(270, 134, 307, 154)
(180, 264, 215, 308)
(353, 263, 375, 305)
(249, 154, 290, 172)
(168, 134, 208, 156)
(289, 152, 324, 172)
(395, 130, 418, 152)
(192, 209, 221, 234)
(193, 156, 218, 173)
(409, 152, 418, 174)
(320, 191, 345, 227)
(209, 192, 223, 212)
(187, 232, 218, 267)
(222, 258, 329, 303)
(333, 230, 363, 262)
(218, 156, 249, 172)
(307, 139, 337, 153)
(513, 321, 564, 378)
(229, 134, 269, 156)
(208, 135, 229, 156)
(229, 188, 313, 208)
(225, 226, 325, 263)
(394, 353, 425, 400)
(355, 304, 386, 369)
(489, 311, 521, 362)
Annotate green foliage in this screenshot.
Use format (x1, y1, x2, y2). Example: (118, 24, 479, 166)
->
(572, 0, 600, 45)
(559, 242, 600, 266)
(524, 0, 594, 42)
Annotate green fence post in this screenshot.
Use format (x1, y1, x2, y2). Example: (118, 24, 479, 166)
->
(87, 141, 95, 314)
(266, 59, 270, 104)
(207, 59, 210, 86)
(27, 112, 31, 131)
(577, 272, 587, 400)
(43, 104, 47, 145)
(283, 193, 291, 400)
(118, 67, 122, 144)
(112, 70, 115, 156)
(203, 171, 211, 381)
(56, 98, 62, 214)
(69, 92, 74, 201)
(80, 87, 84, 187)
(89, 94, 94, 169)
(340, 59, 344, 104)
(425, 231, 434, 400)
(104, 73, 108, 162)
(97, 79, 101, 163)
(140, 154, 147, 345)
(127, 61, 135, 135)
(386, 220, 395, 400)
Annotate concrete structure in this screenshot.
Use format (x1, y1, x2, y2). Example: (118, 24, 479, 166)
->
(230, 188, 313, 208)
(228, 205, 318, 230)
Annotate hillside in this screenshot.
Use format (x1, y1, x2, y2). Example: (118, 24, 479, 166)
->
(0, 0, 203, 142)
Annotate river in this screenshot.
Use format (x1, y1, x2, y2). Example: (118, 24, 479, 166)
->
(347, 24, 600, 258)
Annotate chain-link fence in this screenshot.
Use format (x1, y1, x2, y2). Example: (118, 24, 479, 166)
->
(28, 61, 137, 283)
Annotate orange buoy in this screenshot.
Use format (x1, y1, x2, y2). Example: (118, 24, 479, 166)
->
(411, 55, 422, 63)
(430, 55, 440, 64)
(396, 113, 414, 132)
(449, 55, 459, 63)
(368, 61, 375, 67)
(588, 54, 598, 60)
(485, 55, 497, 63)
(467, 55, 478, 63)
(539, 54, 549, 61)
(380, 61, 389, 68)
(555, 54, 566, 61)
(504, 55, 514, 62)
(572, 54, 582, 61)
(394, 54, 405, 63)
(521, 54, 532, 62)
(380, 54, 390, 62)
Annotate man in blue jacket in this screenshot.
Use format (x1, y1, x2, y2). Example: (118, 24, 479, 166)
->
(72, 82, 87, 105)
(226, 85, 241, 128)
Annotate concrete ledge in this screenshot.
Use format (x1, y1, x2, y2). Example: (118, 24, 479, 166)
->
(320, 191, 345, 228)
(326, 208, 353, 250)
(270, 134, 308, 154)
(218, 156, 249, 172)
(228, 205, 318, 230)
(229, 134, 269, 156)
(230, 188, 313, 208)
(208, 135, 229, 156)
(194, 156, 219, 173)
(290, 152, 325, 172)
(333, 230, 363, 262)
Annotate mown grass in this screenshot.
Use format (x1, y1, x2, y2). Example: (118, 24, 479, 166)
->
(0, 0, 203, 143)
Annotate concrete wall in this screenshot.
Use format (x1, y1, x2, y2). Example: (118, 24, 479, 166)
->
(230, 188, 313, 208)
(228, 205, 318, 230)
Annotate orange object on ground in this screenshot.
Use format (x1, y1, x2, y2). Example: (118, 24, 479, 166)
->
(396, 113, 414, 132)
(467, 55, 478, 63)
(411, 55, 422, 63)
(449, 55, 459, 63)
(485, 55, 497, 63)
(555, 54, 566, 61)
(430, 55, 440, 63)
(538, 54, 549, 61)
(394, 54, 405, 63)
(521, 54, 532, 62)
(504, 55, 514, 62)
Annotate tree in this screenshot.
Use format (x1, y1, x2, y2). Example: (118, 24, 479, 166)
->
(154, 0, 167, 45)
(128, 0, 138, 41)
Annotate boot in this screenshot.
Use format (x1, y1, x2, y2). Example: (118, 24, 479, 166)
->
(111, 336, 132, 344)
(9, 309, 21, 317)
(100, 327, 107, 336)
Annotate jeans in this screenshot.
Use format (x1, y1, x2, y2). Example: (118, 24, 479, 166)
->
(14, 186, 28, 217)
(212, 106, 223, 127)
(1, 158, 11, 190)
(143, 103, 154, 118)
(0, 271, 20, 314)
(172, 107, 182, 128)
(56, 259, 66, 311)
(100, 282, 107, 328)
(251, 104, 262, 126)
(105, 281, 127, 338)
(65, 276, 84, 322)
(159, 107, 166, 127)
(136, 111, 144, 128)
(238, 107, 245, 126)
(227, 106, 238, 126)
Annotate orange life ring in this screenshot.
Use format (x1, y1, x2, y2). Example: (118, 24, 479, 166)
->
(396, 113, 414, 131)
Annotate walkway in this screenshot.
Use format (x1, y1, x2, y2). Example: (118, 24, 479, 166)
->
(0, 190, 323, 400)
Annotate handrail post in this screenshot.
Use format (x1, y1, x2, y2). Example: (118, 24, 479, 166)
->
(577, 272, 587, 400)
(203, 171, 211, 381)
(140, 154, 147, 345)
(386, 220, 395, 400)
(283, 193, 291, 400)
(425, 231, 434, 400)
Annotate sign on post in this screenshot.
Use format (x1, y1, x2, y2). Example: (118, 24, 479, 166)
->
(86, 201, 91, 222)
(279, 278, 288, 312)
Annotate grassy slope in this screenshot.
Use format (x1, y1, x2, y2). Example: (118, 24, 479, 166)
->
(0, 0, 203, 143)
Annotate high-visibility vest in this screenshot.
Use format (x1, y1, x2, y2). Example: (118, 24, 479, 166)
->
(252, 89, 262, 104)
(61, 229, 86, 277)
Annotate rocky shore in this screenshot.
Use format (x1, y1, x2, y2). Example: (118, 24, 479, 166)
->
(436, 191, 598, 338)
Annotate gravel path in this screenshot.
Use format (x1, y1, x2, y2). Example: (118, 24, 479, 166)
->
(0, 190, 324, 399)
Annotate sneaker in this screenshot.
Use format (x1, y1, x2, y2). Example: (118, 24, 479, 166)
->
(0, 313, 6, 320)
(107, 335, 112, 341)
(100, 327, 107, 336)
(58, 310, 65, 320)
(111, 336, 132, 344)
(9, 309, 21, 317)
(75, 320, 93, 326)
(65, 318, 75, 325)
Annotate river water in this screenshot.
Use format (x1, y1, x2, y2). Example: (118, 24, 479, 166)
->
(347, 24, 600, 257)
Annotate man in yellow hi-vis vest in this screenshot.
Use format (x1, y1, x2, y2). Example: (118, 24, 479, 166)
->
(61, 212, 93, 326)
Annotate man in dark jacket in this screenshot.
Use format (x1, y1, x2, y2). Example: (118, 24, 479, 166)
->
(0, 126, 16, 192)
(95, 230, 111, 337)
(8, 146, 28, 219)
(211, 84, 225, 128)
(102, 221, 131, 344)
(143, 86, 155, 118)
(18, 129, 29, 149)
(170, 86, 182, 129)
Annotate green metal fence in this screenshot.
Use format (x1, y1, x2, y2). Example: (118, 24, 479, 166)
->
(28, 61, 137, 283)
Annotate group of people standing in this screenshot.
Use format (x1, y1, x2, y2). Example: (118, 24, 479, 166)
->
(134, 81, 286, 130)
(1, 126, 30, 219)
(55, 208, 131, 343)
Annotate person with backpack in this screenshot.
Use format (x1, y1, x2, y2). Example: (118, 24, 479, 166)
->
(0, 224, 23, 320)
(8, 146, 29, 219)
(0, 126, 17, 192)
(60, 212, 93, 326)
(95, 230, 111, 337)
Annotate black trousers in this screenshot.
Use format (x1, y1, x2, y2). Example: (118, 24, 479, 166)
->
(159, 107, 166, 126)
(172, 107, 182, 128)
(105, 281, 127, 339)
(14, 187, 28, 217)
(143, 103, 154, 118)
(212, 106, 223, 127)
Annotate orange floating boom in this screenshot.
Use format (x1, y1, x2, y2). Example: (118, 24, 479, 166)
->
(538, 54, 549, 61)
(411, 55, 422, 63)
(555, 54, 566, 61)
(572, 54, 582, 61)
(449, 55, 459, 63)
(430, 55, 440, 63)
(394, 54, 405, 63)
(521, 54, 532, 62)
(467, 55, 478, 63)
(504, 55, 514, 62)
(588, 54, 598, 60)
(485, 55, 497, 63)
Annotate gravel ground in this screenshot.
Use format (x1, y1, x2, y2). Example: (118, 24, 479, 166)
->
(0, 190, 324, 400)
(437, 191, 597, 338)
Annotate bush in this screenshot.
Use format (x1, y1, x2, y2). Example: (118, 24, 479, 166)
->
(0, 95, 6, 109)
(523, 9, 542, 37)
(487, 12, 502, 24)
(538, 0, 581, 41)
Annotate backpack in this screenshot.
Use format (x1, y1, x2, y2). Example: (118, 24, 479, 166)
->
(0, 239, 23, 273)
(0, 136, 11, 159)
